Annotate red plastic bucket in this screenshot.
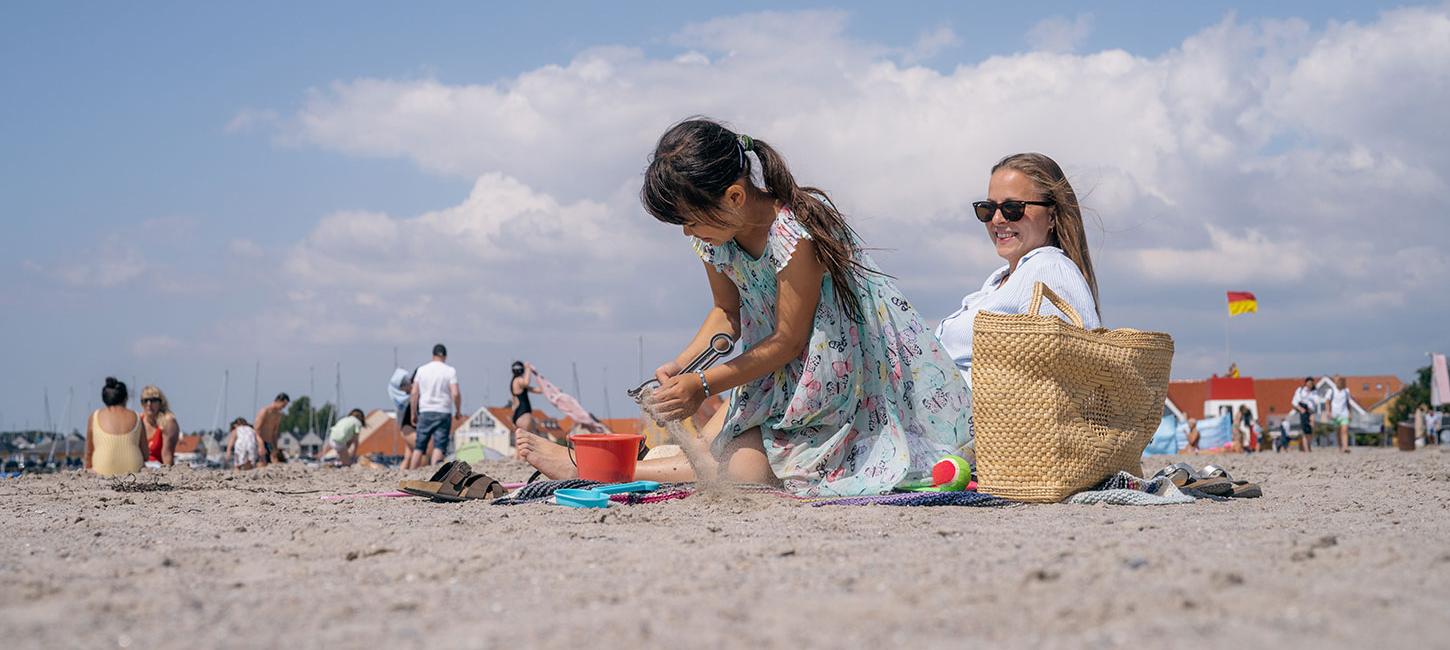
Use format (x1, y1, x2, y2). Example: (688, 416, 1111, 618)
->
(570, 433, 645, 483)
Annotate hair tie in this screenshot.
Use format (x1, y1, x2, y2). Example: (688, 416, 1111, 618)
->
(737, 134, 754, 152)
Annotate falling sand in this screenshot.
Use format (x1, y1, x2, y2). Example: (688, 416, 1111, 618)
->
(636, 386, 723, 489)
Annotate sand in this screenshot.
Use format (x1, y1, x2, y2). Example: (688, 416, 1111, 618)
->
(3, 447, 1450, 649)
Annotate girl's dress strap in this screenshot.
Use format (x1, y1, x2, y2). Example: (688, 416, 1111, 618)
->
(767, 209, 813, 272)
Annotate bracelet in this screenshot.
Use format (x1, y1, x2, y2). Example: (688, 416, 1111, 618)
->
(696, 370, 712, 397)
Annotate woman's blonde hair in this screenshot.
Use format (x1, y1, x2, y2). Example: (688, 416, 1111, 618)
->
(992, 153, 1100, 317)
(140, 385, 172, 422)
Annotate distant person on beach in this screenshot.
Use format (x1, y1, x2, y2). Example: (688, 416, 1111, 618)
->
(935, 153, 1101, 409)
(85, 377, 145, 476)
(226, 417, 260, 470)
(1275, 417, 1293, 452)
(254, 393, 290, 466)
(1183, 417, 1200, 453)
(322, 409, 367, 467)
(1329, 376, 1352, 452)
(139, 385, 180, 466)
(1291, 377, 1317, 452)
(389, 367, 420, 454)
(509, 361, 546, 442)
(407, 344, 459, 470)
(1429, 409, 1443, 445)
(1236, 405, 1256, 453)
(518, 118, 968, 496)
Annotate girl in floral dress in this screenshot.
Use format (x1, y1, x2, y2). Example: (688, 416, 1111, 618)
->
(518, 118, 969, 496)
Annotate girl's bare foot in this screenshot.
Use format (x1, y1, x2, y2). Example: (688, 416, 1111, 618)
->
(516, 430, 578, 480)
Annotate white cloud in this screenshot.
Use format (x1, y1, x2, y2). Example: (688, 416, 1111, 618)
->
(1131, 225, 1311, 285)
(902, 26, 960, 63)
(247, 7, 1450, 371)
(1026, 14, 1094, 53)
(131, 335, 184, 357)
(37, 235, 148, 289)
(225, 108, 280, 133)
(228, 239, 265, 258)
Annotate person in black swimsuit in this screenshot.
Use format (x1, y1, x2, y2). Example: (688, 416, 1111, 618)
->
(510, 361, 547, 442)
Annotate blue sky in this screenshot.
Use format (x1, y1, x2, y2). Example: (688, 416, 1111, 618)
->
(1, 1, 1443, 431)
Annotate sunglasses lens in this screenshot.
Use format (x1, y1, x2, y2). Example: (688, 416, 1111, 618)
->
(973, 202, 995, 222)
(1001, 201, 1026, 221)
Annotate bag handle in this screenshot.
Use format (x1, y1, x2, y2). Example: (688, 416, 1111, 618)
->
(1027, 281, 1085, 329)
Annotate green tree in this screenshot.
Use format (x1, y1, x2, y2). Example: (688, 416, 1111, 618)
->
(280, 395, 313, 434)
(277, 396, 338, 434)
(1388, 366, 1432, 426)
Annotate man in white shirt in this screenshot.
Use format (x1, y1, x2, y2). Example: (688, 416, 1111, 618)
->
(407, 344, 461, 469)
(1290, 377, 1317, 452)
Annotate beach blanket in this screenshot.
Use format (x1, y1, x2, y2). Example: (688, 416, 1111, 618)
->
(1064, 471, 1195, 505)
(533, 371, 609, 433)
(810, 491, 1014, 507)
(491, 479, 694, 506)
(730, 483, 1014, 507)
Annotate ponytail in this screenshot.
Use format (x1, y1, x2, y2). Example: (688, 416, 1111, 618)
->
(642, 118, 872, 321)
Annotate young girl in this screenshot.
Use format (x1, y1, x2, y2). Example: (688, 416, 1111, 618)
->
(519, 118, 969, 496)
(226, 418, 260, 470)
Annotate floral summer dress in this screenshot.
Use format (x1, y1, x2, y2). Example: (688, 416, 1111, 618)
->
(692, 207, 970, 496)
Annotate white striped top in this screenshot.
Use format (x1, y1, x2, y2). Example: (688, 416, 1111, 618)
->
(935, 246, 1099, 387)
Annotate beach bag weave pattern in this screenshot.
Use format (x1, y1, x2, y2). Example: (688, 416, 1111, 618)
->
(971, 282, 1174, 503)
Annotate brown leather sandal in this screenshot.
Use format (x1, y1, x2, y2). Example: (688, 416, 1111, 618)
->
(436, 472, 506, 502)
(399, 460, 473, 499)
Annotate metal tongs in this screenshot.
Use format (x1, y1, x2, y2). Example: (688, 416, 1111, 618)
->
(627, 333, 736, 403)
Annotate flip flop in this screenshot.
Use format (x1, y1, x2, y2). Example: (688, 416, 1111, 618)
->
(1151, 463, 1194, 487)
(435, 472, 506, 502)
(1202, 464, 1262, 498)
(399, 460, 473, 500)
(1231, 482, 1263, 498)
(1161, 463, 1233, 496)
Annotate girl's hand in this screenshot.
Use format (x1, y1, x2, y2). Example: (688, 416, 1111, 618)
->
(654, 361, 682, 384)
(650, 372, 704, 422)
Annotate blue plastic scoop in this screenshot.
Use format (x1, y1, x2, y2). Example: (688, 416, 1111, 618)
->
(553, 481, 661, 508)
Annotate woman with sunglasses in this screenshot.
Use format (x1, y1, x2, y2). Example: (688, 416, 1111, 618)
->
(139, 385, 180, 466)
(936, 153, 1100, 396)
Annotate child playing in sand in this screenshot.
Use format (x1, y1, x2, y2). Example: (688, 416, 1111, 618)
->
(226, 418, 260, 470)
(321, 409, 367, 467)
(518, 118, 969, 496)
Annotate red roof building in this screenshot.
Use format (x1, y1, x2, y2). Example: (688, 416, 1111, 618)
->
(1166, 374, 1406, 427)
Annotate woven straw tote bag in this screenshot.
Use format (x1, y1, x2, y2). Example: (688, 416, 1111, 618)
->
(971, 282, 1174, 502)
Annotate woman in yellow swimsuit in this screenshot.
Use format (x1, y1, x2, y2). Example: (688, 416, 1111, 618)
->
(85, 377, 146, 476)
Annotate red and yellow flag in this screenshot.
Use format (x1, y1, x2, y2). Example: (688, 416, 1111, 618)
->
(1227, 291, 1257, 316)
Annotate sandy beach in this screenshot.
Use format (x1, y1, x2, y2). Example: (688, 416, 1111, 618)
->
(3, 447, 1449, 649)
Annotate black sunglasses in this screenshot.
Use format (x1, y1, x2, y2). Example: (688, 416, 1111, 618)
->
(972, 199, 1055, 223)
(141, 397, 161, 404)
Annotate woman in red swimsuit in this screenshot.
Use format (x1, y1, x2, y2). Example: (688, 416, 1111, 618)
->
(139, 385, 180, 465)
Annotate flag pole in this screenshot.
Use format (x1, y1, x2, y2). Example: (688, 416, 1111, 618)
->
(1225, 306, 1231, 371)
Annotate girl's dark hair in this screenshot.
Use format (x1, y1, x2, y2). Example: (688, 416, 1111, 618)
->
(230, 417, 249, 429)
(511, 361, 525, 378)
(348, 408, 367, 422)
(101, 377, 128, 407)
(641, 117, 871, 321)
